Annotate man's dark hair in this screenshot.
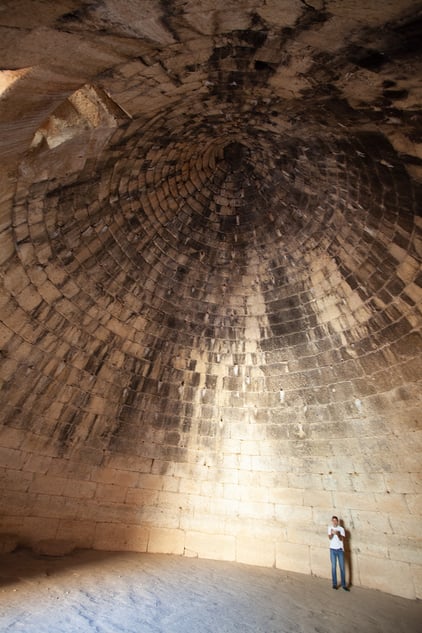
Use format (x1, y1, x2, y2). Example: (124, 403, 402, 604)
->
(332, 515, 338, 520)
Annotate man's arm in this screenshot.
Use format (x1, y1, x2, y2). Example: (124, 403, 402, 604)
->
(328, 527, 344, 541)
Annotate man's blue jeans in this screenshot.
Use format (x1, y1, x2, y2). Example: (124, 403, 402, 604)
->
(330, 548, 346, 588)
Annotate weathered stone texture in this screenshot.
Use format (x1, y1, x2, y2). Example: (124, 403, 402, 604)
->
(0, 0, 421, 601)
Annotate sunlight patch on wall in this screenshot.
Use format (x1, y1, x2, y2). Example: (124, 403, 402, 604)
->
(30, 84, 128, 150)
(0, 68, 31, 98)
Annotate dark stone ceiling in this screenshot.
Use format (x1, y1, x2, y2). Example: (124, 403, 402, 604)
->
(0, 1, 421, 455)
(1, 3, 421, 600)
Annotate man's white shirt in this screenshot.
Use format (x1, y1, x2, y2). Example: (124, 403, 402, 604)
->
(328, 524, 345, 550)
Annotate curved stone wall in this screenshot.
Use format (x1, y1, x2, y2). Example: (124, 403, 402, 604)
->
(0, 1, 421, 598)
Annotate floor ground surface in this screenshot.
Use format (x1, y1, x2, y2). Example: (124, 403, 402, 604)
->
(0, 549, 420, 633)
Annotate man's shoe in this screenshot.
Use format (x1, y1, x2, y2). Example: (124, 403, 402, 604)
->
(342, 586, 350, 591)
(332, 586, 337, 590)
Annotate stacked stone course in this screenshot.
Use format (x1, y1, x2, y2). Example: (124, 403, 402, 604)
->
(0, 0, 421, 600)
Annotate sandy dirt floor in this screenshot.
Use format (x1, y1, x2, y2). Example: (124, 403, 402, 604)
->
(0, 549, 420, 633)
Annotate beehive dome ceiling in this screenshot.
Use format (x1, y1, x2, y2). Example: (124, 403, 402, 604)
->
(0, 0, 421, 598)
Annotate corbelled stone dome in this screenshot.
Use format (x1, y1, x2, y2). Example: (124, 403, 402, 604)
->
(0, 0, 421, 599)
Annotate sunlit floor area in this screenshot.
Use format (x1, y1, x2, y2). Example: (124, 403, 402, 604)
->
(0, 549, 420, 633)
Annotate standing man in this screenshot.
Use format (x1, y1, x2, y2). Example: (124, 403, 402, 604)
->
(328, 515, 349, 591)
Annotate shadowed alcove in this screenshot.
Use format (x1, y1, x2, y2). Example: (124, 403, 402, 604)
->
(0, 0, 421, 611)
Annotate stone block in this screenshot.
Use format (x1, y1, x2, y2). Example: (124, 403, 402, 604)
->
(239, 500, 274, 520)
(274, 504, 312, 523)
(405, 493, 422, 514)
(33, 539, 75, 557)
(94, 483, 127, 503)
(158, 490, 188, 510)
(313, 505, 351, 526)
(0, 533, 19, 553)
(185, 531, 235, 561)
(23, 453, 53, 474)
(178, 477, 203, 495)
(357, 554, 415, 599)
(333, 491, 376, 511)
(224, 483, 241, 500)
(48, 457, 92, 480)
(387, 537, 422, 565)
(321, 472, 355, 492)
(228, 516, 283, 540)
(1, 468, 33, 492)
(251, 455, 284, 472)
(287, 524, 325, 548)
(200, 480, 224, 498)
(0, 321, 13, 348)
(138, 504, 181, 529)
(0, 491, 30, 516)
(212, 467, 239, 485)
(221, 453, 240, 470)
(161, 475, 180, 493)
(63, 479, 97, 499)
(91, 467, 140, 488)
(413, 563, 422, 600)
(125, 487, 159, 506)
(107, 454, 152, 474)
(276, 541, 311, 575)
(21, 516, 60, 543)
(352, 530, 393, 560)
(350, 509, 393, 534)
(0, 426, 26, 448)
(384, 472, 420, 493)
(29, 474, 67, 495)
(17, 285, 42, 311)
(374, 492, 408, 514)
(0, 516, 24, 537)
(39, 279, 62, 303)
(388, 514, 421, 540)
(56, 519, 95, 548)
(3, 263, 29, 294)
(0, 228, 14, 265)
(288, 472, 324, 490)
(0, 447, 25, 469)
(303, 489, 333, 508)
(270, 486, 304, 505)
(32, 494, 77, 520)
(240, 439, 260, 455)
(147, 527, 185, 555)
(179, 509, 227, 535)
(310, 546, 331, 579)
(238, 454, 252, 470)
(94, 523, 149, 552)
(236, 535, 275, 568)
(139, 473, 165, 491)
